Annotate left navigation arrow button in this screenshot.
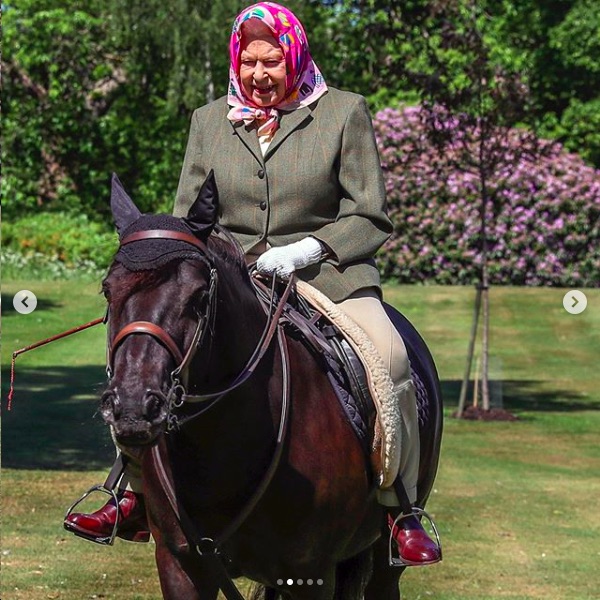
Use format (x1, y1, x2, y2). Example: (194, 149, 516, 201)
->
(13, 290, 38, 315)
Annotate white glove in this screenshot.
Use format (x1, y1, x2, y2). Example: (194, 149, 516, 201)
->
(256, 237, 324, 279)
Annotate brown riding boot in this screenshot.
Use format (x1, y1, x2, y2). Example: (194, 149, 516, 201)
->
(64, 490, 150, 543)
(388, 513, 441, 566)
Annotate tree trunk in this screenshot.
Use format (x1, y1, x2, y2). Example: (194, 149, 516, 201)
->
(481, 274, 490, 411)
(456, 285, 482, 418)
(205, 49, 214, 104)
(480, 174, 491, 411)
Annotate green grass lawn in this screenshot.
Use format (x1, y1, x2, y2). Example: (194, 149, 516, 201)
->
(2, 280, 599, 599)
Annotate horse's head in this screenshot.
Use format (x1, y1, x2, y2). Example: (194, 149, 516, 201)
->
(100, 172, 218, 447)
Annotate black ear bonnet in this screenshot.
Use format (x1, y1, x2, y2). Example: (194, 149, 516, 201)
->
(115, 215, 206, 271)
(110, 170, 218, 271)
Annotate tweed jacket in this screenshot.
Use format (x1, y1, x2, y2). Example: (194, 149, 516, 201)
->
(173, 86, 393, 302)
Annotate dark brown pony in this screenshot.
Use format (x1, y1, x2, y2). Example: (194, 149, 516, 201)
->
(99, 171, 442, 599)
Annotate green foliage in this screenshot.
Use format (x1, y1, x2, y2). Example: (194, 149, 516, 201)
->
(556, 99, 600, 166)
(347, 0, 600, 165)
(105, 0, 245, 111)
(3, 0, 599, 251)
(2, 212, 117, 271)
(2, 1, 109, 216)
(484, 0, 600, 164)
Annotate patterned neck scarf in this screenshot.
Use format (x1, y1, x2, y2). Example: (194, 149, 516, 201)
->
(227, 2, 328, 137)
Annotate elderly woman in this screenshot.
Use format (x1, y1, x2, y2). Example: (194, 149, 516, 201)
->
(65, 1, 440, 567)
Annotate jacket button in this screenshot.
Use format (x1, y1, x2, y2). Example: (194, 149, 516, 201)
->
(259, 201, 267, 211)
(257, 169, 265, 179)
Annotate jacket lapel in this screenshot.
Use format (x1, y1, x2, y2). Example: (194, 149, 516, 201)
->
(231, 121, 264, 165)
(265, 106, 314, 159)
(230, 104, 314, 163)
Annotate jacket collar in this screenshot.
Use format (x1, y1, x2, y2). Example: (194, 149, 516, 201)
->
(230, 103, 315, 164)
(265, 105, 314, 159)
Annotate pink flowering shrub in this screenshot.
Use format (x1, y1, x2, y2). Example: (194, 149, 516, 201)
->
(374, 106, 600, 287)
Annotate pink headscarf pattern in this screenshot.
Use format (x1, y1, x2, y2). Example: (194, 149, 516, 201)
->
(227, 2, 328, 137)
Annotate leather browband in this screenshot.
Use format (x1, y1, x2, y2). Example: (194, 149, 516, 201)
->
(120, 230, 207, 252)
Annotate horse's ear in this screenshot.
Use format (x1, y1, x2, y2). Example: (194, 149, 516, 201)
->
(111, 173, 142, 235)
(183, 169, 218, 237)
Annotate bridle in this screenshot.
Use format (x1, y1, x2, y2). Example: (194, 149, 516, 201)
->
(107, 229, 292, 431)
(108, 228, 293, 600)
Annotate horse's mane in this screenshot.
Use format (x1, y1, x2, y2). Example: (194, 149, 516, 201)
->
(207, 225, 253, 285)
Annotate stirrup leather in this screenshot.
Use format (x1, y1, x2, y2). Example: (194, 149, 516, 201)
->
(388, 507, 442, 567)
(63, 485, 120, 546)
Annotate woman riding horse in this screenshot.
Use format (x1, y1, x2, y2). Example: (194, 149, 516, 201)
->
(64, 1, 441, 567)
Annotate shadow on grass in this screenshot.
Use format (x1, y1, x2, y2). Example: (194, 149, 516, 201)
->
(1, 293, 63, 315)
(441, 379, 600, 412)
(4, 370, 597, 471)
(2, 366, 114, 471)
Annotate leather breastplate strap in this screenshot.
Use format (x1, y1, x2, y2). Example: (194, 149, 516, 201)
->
(151, 326, 291, 600)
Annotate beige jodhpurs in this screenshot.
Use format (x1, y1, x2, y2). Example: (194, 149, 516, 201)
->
(117, 286, 420, 507)
(337, 288, 420, 506)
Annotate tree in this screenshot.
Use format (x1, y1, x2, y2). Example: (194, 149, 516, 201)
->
(362, 0, 547, 415)
(2, 0, 116, 216)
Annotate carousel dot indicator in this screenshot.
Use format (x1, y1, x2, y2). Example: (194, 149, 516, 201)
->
(307, 579, 313, 585)
(276, 579, 283, 585)
(317, 578, 324, 585)
(297, 579, 303, 585)
(286, 579, 293, 585)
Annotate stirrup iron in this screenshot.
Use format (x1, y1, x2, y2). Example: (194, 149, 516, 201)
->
(63, 485, 120, 546)
(388, 507, 442, 567)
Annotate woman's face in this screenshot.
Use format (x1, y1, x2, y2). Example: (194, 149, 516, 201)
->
(239, 31, 287, 108)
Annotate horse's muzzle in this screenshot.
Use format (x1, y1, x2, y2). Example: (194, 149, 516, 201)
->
(100, 389, 168, 447)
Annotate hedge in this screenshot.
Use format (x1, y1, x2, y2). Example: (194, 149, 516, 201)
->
(374, 106, 600, 287)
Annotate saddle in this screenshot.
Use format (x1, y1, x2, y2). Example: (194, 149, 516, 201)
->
(252, 275, 404, 488)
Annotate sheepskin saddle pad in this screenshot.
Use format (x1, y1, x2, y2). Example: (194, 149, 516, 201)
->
(294, 280, 404, 489)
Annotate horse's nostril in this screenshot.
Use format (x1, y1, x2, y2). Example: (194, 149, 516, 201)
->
(143, 391, 165, 422)
(101, 390, 121, 419)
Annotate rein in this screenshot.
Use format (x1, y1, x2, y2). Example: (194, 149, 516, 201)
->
(167, 272, 294, 430)
(151, 326, 291, 600)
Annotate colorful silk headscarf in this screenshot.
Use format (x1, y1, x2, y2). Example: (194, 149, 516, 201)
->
(227, 2, 328, 137)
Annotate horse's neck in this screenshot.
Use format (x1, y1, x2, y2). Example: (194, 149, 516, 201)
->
(171, 265, 277, 508)
(192, 260, 267, 389)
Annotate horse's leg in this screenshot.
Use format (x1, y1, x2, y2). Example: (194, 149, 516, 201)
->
(334, 547, 373, 600)
(282, 567, 336, 600)
(363, 533, 402, 600)
(154, 542, 219, 600)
